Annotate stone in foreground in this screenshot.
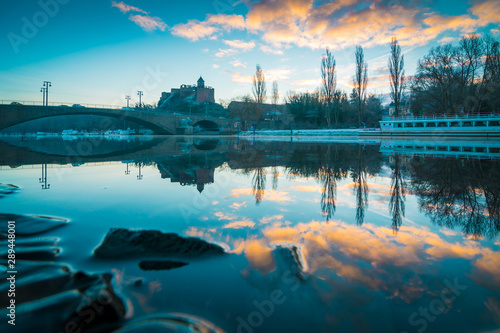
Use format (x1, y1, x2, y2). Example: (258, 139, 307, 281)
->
(93, 228, 225, 259)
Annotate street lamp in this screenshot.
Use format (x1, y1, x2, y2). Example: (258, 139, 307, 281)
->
(40, 164, 50, 189)
(137, 164, 143, 180)
(125, 95, 131, 108)
(40, 87, 46, 106)
(42, 81, 51, 106)
(137, 91, 143, 108)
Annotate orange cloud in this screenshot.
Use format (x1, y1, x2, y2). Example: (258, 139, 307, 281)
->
(171, 0, 500, 50)
(129, 15, 167, 32)
(112, 1, 147, 14)
(223, 39, 256, 50)
(171, 14, 245, 41)
(223, 220, 256, 229)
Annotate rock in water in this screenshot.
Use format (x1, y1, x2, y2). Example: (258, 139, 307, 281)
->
(93, 228, 225, 259)
(138, 260, 189, 271)
(0, 183, 19, 199)
(0, 213, 68, 237)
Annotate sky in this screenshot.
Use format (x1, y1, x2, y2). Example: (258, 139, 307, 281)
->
(1, 0, 499, 107)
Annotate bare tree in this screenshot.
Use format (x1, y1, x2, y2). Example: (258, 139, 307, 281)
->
(388, 37, 405, 116)
(271, 81, 279, 105)
(321, 47, 337, 127)
(354, 45, 368, 127)
(252, 64, 267, 104)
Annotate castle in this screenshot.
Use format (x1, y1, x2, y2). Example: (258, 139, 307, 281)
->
(159, 76, 215, 108)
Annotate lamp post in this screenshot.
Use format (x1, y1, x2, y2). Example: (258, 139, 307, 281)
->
(42, 81, 51, 106)
(40, 87, 46, 106)
(40, 164, 50, 189)
(125, 95, 131, 108)
(137, 164, 143, 180)
(137, 91, 143, 108)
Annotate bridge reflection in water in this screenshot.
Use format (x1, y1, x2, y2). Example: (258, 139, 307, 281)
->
(0, 104, 231, 135)
(1, 136, 499, 240)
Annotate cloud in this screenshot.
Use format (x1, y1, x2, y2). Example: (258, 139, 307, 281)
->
(112, 1, 167, 32)
(223, 39, 256, 50)
(112, 1, 147, 14)
(266, 68, 294, 81)
(290, 79, 321, 86)
(260, 45, 284, 55)
(230, 201, 247, 209)
(438, 36, 457, 44)
(171, 0, 500, 50)
(171, 14, 245, 41)
(215, 48, 239, 57)
(171, 20, 219, 40)
(230, 60, 247, 69)
(224, 71, 253, 84)
(260, 215, 284, 224)
(215, 40, 255, 58)
(212, 64, 220, 69)
(223, 220, 256, 229)
(129, 15, 167, 32)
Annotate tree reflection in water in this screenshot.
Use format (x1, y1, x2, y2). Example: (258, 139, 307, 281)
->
(352, 146, 369, 226)
(252, 167, 266, 205)
(319, 165, 337, 222)
(272, 167, 279, 191)
(5, 136, 500, 238)
(411, 158, 500, 239)
(389, 155, 407, 234)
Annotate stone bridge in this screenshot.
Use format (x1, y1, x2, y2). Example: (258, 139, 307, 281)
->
(0, 104, 232, 135)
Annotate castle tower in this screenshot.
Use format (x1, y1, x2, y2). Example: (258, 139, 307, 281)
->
(197, 76, 205, 88)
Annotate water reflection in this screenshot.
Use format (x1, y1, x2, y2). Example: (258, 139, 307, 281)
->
(389, 155, 407, 234)
(2, 136, 499, 239)
(352, 145, 369, 226)
(39, 163, 50, 190)
(1, 136, 500, 332)
(411, 158, 500, 239)
(251, 167, 266, 205)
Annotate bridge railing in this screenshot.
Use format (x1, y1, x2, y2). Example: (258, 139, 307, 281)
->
(0, 100, 232, 121)
(0, 100, 124, 110)
(382, 112, 500, 121)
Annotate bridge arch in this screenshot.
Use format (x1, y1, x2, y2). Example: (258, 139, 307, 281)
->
(0, 106, 175, 135)
(193, 120, 220, 133)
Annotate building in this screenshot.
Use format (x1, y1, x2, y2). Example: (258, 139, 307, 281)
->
(228, 101, 291, 129)
(388, 101, 411, 116)
(159, 76, 215, 109)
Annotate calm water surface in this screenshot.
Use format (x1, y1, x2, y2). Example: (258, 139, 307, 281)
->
(0, 136, 499, 333)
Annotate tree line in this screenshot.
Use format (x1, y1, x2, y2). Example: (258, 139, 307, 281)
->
(234, 33, 499, 129)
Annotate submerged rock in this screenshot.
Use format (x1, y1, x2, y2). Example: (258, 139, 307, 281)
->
(93, 228, 225, 259)
(138, 260, 189, 271)
(0, 263, 127, 333)
(0, 213, 68, 237)
(0, 183, 19, 199)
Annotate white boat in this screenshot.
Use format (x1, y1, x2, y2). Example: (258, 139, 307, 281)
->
(378, 113, 500, 136)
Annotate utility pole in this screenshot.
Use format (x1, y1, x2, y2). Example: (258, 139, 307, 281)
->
(43, 81, 51, 106)
(40, 87, 46, 106)
(125, 95, 131, 107)
(137, 91, 143, 108)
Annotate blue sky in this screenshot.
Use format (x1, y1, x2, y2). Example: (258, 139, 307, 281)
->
(1, 0, 499, 106)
